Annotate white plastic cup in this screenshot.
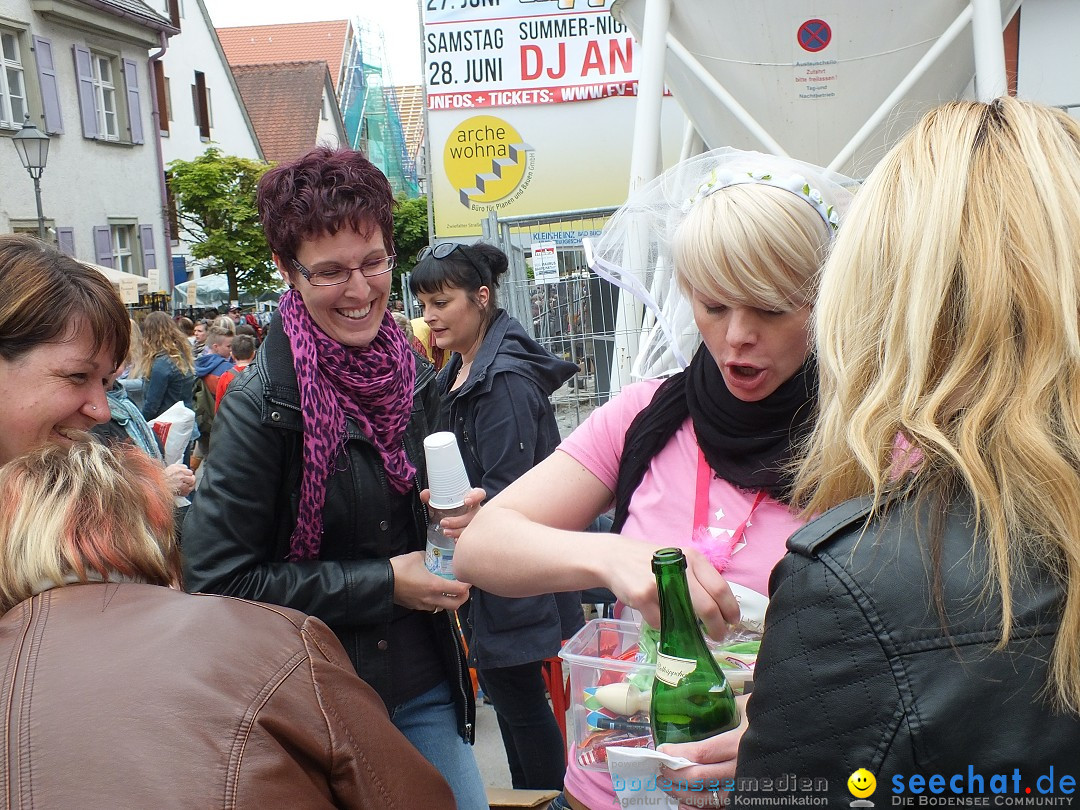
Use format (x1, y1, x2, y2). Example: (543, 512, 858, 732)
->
(424, 432, 471, 510)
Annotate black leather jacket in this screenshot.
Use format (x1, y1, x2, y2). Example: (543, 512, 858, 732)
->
(736, 492, 1080, 805)
(181, 318, 475, 743)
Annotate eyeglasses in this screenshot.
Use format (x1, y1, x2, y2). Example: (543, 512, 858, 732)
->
(290, 254, 396, 287)
(417, 243, 485, 286)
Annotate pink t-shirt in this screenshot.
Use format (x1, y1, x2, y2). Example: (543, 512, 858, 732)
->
(559, 379, 805, 808)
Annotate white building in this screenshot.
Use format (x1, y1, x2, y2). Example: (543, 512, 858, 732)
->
(150, 0, 261, 285)
(0, 0, 176, 286)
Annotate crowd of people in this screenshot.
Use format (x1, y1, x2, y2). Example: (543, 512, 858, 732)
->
(0, 96, 1079, 809)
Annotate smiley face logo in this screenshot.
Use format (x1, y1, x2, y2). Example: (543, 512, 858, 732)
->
(848, 768, 876, 798)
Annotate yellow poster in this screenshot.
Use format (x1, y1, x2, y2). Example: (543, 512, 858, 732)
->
(423, 0, 686, 237)
(429, 99, 684, 236)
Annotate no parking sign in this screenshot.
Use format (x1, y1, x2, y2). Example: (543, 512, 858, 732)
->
(798, 19, 832, 53)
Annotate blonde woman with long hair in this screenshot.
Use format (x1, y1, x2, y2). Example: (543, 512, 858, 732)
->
(134, 310, 195, 421)
(736, 98, 1080, 801)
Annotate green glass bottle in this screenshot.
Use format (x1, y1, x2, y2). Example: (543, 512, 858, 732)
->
(650, 547, 739, 745)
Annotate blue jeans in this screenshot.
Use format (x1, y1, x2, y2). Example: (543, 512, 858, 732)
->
(392, 680, 487, 810)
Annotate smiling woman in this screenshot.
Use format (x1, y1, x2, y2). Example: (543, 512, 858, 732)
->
(0, 234, 130, 467)
(181, 147, 485, 810)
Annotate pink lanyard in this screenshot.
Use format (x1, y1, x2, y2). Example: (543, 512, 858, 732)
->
(694, 447, 766, 556)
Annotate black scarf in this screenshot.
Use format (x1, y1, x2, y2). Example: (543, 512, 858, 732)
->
(612, 346, 817, 532)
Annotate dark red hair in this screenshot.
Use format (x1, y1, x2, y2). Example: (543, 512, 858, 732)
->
(256, 147, 396, 260)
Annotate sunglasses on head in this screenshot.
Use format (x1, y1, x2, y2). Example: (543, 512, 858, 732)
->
(418, 243, 486, 287)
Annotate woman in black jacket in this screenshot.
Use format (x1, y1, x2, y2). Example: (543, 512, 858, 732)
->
(411, 242, 583, 791)
(182, 148, 486, 809)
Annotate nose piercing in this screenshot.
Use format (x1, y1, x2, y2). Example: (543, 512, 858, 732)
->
(91, 405, 98, 411)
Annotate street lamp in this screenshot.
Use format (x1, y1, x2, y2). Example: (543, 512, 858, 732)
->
(11, 115, 50, 240)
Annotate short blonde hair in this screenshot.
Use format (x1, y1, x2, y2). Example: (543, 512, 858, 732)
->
(673, 183, 831, 311)
(392, 311, 414, 341)
(212, 315, 236, 335)
(0, 441, 180, 615)
(797, 97, 1080, 713)
(206, 325, 233, 348)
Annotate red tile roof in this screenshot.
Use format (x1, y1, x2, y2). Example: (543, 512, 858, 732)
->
(230, 62, 329, 164)
(216, 20, 349, 89)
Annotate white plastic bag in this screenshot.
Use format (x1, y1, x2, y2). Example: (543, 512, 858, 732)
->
(148, 401, 196, 508)
(148, 401, 195, 466)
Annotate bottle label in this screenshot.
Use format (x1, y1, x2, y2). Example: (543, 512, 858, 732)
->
(425, 540, 456, 580)
(655, 653, 697, 686)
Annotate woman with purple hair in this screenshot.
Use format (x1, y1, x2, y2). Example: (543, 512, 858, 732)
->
(182, 148, 486, 808)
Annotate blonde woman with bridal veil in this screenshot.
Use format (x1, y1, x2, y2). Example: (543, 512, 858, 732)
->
(735, 98, 1080, 804)
(456, 148, 853, 809)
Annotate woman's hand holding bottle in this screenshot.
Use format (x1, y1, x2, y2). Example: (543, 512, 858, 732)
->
(390, 551, 470, 613)
(656, 694, 751, 808)
(600, 538, 741, 640)
(419, 486, 487, 539)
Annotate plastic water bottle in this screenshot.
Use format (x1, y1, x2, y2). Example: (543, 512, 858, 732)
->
(423, 432, 471, 580)
(425, 504, 468, 580)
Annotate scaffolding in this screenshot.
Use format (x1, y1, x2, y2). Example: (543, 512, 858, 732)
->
(338, 20, 419, 198)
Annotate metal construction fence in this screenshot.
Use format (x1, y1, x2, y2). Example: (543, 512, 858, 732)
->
(479, 207, 637, 436)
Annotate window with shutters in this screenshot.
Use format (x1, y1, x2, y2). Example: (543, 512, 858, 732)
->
(91, 52, 118, 140)
(154, 62, 170, 135)
(9, 219, 56, 242)
(0, 29, 27, 130)
(73, 47, 142, 144)
(160, 0, 183, 22)
(111, 224, 136, 274)
(191, 70, 209, 139)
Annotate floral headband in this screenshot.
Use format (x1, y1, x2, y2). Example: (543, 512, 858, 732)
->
(687, 169, 840, 232)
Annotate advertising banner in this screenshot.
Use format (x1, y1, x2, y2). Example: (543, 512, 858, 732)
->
(424, 0, 686, 237)
(424, 0, 638, 111)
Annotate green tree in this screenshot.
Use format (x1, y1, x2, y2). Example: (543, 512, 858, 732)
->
(393, 195, 429, 293)
(168, 148, 275, 300)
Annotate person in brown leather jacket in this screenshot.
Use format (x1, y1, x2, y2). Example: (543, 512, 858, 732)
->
(0, 440, 454, 810)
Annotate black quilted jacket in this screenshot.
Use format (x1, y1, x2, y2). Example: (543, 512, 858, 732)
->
(736, 491, 1080, 806)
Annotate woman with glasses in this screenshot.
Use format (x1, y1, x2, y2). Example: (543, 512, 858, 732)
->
(182, 148, 486, 809)
(410, 242, 581, 791)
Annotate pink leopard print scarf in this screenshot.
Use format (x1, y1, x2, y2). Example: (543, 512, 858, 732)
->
(279, 290, 417, 560)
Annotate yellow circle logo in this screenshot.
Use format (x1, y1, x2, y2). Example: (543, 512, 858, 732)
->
(848, 769, 876, 798)
(444, 115, 533, 207)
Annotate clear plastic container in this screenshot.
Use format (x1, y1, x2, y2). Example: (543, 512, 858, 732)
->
(559, 618, 756, 771)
